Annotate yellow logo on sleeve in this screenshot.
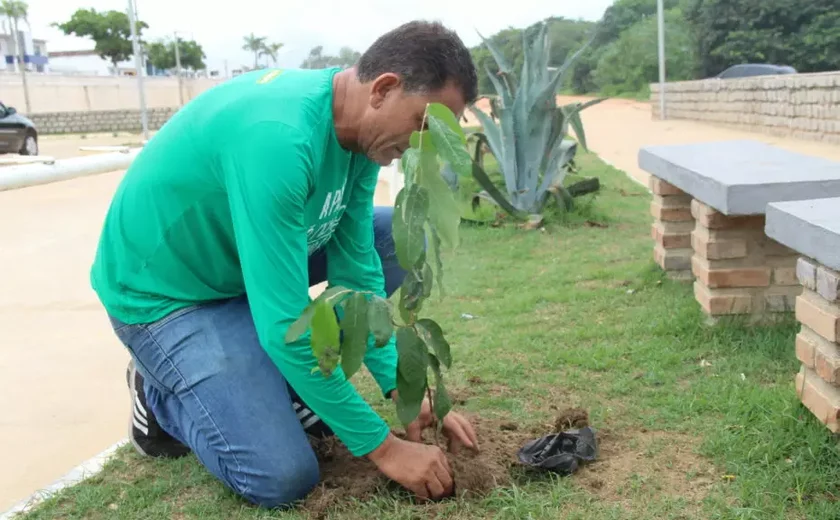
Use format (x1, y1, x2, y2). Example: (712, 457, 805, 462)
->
(257, 69, 283, 84)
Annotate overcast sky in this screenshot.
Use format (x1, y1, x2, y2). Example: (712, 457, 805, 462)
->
(24, 0, 613, 72)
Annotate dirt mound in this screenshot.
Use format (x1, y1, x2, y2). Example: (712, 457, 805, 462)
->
(555, 407, 590, 431)
(303, 415, 533, 517)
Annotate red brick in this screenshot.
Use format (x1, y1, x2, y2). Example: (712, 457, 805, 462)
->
(795, 366, 840, 433)
(797, 258, 818, 290)
(814, 340, 840, 385)
(795, 290, 840, 343)
(654, 244, 692, 272)
(694, 282, 753, 315)
(773, 267, 798, 286)
(651, 202, 693, 222)
(649, 177, 685, 196)
(796, 329, 818, 368)
(816, 266, 840, 303)
(652, 223, 692, 249)
(691, 229, 748, 260)
(692, 257, 771, 288)
(691, 200, 764, 230)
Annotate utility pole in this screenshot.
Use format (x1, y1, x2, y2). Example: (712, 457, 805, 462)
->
(127, 0, 148, 139)
(657, 0, 666, 120)
(10, 16, 31, 113)
(174, 31, 184, 106)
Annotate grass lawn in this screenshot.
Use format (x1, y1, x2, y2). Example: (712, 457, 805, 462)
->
(15, 152, 840, 520)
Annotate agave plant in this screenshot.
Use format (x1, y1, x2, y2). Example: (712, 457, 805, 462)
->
(467, 23, 605, 220)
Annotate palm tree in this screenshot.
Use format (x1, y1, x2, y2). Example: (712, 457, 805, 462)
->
(259, 41, 283, 67)
(0, 0, 30, 113)
(242, 33, 267, 69)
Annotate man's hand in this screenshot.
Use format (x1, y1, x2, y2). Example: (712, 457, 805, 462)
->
(367, 433, 454, 500)
(392, 391, 479, 454)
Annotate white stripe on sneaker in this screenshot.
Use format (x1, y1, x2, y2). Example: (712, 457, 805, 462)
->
(134, 394, 147, 419)
(301, 413, 321, 430)
(296, 408, 312, 420)
(133, 416, 149, 435)
(133, 403, 148, 426)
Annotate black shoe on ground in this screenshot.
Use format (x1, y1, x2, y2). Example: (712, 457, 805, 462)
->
(126, 360, 192, 458)
(286, 382, 335, 439)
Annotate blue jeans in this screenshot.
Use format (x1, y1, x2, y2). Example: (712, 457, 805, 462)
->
(107, 206, 403, 508)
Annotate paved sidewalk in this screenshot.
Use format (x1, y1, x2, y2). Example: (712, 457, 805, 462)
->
(0, 170, 131, 512)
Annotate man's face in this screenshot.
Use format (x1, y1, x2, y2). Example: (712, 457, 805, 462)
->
(359, 74, 467, 166)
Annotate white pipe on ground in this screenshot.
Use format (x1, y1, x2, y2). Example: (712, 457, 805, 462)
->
(0, 148, 140, 192)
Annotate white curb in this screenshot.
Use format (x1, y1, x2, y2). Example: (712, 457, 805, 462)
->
(1, 439, 128, 519)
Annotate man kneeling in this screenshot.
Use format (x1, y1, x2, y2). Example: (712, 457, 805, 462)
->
(90, 20, 479, 507)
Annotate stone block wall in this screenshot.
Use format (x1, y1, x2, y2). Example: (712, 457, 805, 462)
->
(794, 258, 840, 432)
(29, 108, 178, 135)
(649, 72, 840, 143)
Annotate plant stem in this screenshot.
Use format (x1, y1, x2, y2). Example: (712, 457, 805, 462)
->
(426, 382, 440, 447)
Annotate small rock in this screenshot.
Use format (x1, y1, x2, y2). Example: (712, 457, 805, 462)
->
(500, 422, 519, 431)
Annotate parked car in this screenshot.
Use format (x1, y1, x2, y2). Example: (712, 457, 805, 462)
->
(715, 64, 797, 80)
(0, 101, 38, 155)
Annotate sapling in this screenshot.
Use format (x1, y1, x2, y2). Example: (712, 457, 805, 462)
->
(285, 102, 473, 436)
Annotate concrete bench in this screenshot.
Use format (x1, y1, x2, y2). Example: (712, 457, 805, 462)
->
(765, 198, 840, 432)
(639, 140, 840, 319)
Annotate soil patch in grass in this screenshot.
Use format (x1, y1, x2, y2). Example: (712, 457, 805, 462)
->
(304, 415, 535, 517)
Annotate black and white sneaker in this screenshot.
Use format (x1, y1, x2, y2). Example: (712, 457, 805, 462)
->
(126, 360, 191, 458)
(286, 383, 334, 439)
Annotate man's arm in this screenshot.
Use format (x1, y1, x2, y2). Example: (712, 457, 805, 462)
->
(219, 122, 389, 457)
(325, 159, 397, 398)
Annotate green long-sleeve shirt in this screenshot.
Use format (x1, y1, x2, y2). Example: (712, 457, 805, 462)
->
(90, 67, 396, 456)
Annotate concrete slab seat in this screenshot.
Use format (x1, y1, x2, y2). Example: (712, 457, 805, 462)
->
(638, 140, 840, 319)
(766, 198, 840, 433)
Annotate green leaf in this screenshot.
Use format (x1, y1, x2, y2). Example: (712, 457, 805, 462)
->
(367, 295, 393, 347)
(396, 326, 428, 385)
(433, 377, 452, 424)
(427, 354, 452, 424)
(285, 300, 317, 343)
(395, 326, 429, 424)
(471, 158, 527, 220)
(421, 262, 433, 299)
(417, 318, 451, 368)
(399, 268, 425, 317)
(310, 300, 340, 375)
(339, 293, 368, 379)
(427, 104, 472, 180)
(285, 285, 354, 343)
(415, 147, 460, 251)
(392, 184, 429, 270)
(426, 225, 445, 299)
(396, 370, 427, 425)
(318, 346, 340, 377)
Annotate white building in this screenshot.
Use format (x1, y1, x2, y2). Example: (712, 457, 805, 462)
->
(47, 49, 141, 76)
(0, 30, 48, 72)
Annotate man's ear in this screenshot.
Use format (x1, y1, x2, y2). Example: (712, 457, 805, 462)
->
(369, 73, 401, 109)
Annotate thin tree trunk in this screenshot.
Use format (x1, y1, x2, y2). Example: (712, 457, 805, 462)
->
(12, 18, 31, 114)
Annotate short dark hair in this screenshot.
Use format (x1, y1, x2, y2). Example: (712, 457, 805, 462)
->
(357, 20, 478, 104)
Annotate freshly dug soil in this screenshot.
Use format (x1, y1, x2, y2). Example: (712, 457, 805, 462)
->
(303, 415, 533, 516)
(555, 407, 589, 431)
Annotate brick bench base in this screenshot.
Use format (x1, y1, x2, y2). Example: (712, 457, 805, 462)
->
(648, 176, 802, 319)
(649, 177, 694, 280)
(794, 258, 840, 432)
(690, 200, 801, 318)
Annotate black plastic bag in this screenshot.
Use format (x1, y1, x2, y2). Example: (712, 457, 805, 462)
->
(516, 426, 598, 475)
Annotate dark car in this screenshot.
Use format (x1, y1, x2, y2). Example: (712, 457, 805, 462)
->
(715, 64, 797, 80)
(0, 101, 38, 155)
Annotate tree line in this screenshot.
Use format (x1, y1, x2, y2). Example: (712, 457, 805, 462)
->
(470, 0, 840, 97)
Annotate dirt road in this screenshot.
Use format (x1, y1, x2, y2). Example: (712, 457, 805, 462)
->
(5, 98, 840, 513)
